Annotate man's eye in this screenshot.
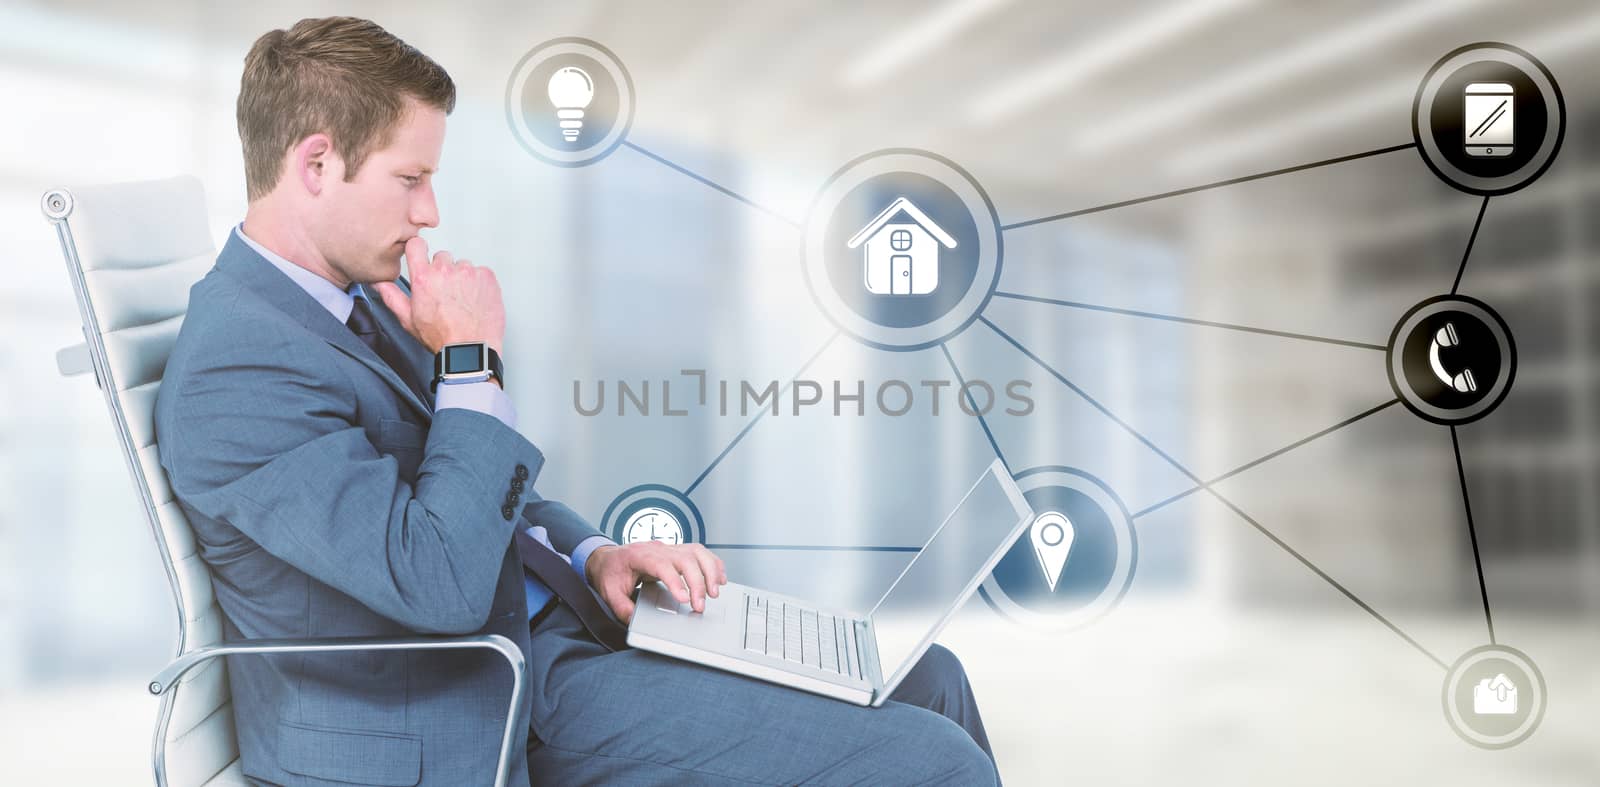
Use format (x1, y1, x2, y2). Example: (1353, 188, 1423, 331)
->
(401, 175, 421, 186)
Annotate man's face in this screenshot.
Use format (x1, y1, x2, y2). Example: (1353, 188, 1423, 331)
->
(312, 99, 445, 286)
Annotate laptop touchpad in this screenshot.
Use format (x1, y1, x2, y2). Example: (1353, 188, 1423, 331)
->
(653, 588, 726, 621)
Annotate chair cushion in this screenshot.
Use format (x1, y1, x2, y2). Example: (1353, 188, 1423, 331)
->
(52, 176, 234, 787)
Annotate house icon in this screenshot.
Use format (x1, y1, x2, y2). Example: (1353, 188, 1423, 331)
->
(847, 196, 958, 296)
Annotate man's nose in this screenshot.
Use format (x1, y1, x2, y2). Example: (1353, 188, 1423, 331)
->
(411, 185, 439, 229)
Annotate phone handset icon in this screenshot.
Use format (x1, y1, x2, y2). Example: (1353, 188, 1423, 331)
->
(1429, 322, 1477, 393)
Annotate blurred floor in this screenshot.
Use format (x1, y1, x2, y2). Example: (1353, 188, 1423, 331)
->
(4, 604, 1597, 785)
(941, 604, 1600, 786)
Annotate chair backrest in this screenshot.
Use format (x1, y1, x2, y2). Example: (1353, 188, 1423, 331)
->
(43, 177, 241, 786)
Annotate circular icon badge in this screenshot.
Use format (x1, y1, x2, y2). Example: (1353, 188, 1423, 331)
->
(978, 467, 1137, 631)
(601, 484, 705, 545)
(1442, 645, 1547, 749)
(505, 38, 635, 167)
(622, 506, 683, 545)
(1412, 43, 1564, 195)
(1387, 295, 1516, 425)
(802, 149, 1003, 351)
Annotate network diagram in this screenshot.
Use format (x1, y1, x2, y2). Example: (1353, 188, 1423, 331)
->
(506, 38, 1565, 749)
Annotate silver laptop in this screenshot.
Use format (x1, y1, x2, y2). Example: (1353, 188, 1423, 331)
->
(627, 459, 1033, 706)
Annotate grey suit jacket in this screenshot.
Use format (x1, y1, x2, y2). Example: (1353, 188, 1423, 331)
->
(155, 232, 601, 787)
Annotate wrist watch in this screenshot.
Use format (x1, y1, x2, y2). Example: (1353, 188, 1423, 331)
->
(432, 342, 504, 392)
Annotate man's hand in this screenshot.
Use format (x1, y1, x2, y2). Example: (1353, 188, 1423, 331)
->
(371, 236, 506, 354)
(585, 542, 728, 624)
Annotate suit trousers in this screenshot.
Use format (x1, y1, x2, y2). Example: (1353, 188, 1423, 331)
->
(524, 604, 998, 786)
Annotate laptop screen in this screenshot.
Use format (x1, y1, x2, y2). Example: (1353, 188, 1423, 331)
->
(869, 460, 1032, 683)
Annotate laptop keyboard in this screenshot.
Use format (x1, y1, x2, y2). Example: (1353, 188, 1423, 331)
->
(743, 594, 863, 678)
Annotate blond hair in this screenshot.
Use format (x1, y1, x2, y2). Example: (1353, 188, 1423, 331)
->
(236, 16, 455, 201)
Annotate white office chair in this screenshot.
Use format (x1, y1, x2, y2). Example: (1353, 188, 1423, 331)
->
(43, 177, 527, 787)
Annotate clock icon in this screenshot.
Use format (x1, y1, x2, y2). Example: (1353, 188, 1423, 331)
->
(602, 484, 705, 546)
(622, 506, 684, 545)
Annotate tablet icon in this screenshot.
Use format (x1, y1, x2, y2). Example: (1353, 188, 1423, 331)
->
(1464, 82, 1514, 157)
(1412, 43, 1563, 195)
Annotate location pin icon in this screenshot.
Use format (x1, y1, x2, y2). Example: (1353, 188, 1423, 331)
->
(1030, 511, 1075, 592)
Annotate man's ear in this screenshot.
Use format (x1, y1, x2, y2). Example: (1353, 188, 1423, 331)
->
(293, 133, 339, 196)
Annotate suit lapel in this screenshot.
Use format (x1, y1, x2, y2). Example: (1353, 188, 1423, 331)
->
(216, 233, 433, 423)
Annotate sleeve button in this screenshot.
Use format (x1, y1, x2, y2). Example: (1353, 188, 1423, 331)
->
(514, 464, 529, 480)
(500, 505, 515, 521)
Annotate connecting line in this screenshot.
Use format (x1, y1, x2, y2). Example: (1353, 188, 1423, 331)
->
(703, 544, 919, 553)
(1001, 142, 1417, 231)
(1202, 487, 1449, 671)
(1133, 398, 1402, 519)
(982, 314, 1448, 671)
(992, 292, 1387, 352)
(1451, 425, 1497, 645)
(623, 141, 801, 229)
(979, 315, 1205, 487)
(1451, 196, 1491, 295)
(939, 342, 1012, 475)
(683, 330, 843, 497)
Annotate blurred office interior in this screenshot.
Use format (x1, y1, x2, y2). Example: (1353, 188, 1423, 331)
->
(2, 1, 1597, 783)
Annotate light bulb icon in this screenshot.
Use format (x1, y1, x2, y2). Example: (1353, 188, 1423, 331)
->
(547, 66, 594, 143)
(1030, 511, 1076, 593)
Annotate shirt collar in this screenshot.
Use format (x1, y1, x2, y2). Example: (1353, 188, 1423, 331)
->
(234, 224, 360, 322)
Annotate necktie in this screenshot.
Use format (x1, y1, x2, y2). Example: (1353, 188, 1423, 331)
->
(514, 528, 629, 651)
(346, 293, 428, 403)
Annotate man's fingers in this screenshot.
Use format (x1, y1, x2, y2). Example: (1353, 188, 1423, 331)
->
(403, 237, 430, 278)
(477, 266, 501, 296)
(649, 556, 690, 605)
(674, 553, 708, 612)
(691, 545, 722, 599)
(609, 545, 728, 617)
(605, 582, 635, 625)
(707, 545, 727, 586)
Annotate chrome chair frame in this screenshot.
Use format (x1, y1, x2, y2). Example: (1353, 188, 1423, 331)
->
(43, 181, 526, 787)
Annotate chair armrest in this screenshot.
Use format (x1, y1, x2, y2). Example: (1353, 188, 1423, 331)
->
(149, 634, 526, 787)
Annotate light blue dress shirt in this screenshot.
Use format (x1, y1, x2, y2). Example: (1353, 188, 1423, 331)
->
(236, 225, 610, 621)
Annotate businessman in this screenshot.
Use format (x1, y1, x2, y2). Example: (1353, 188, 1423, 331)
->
(155, 16, 996, 786)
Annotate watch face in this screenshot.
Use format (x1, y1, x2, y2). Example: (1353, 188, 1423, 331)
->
(444, 344, 485, 374)
(622, 506, 684, 545)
